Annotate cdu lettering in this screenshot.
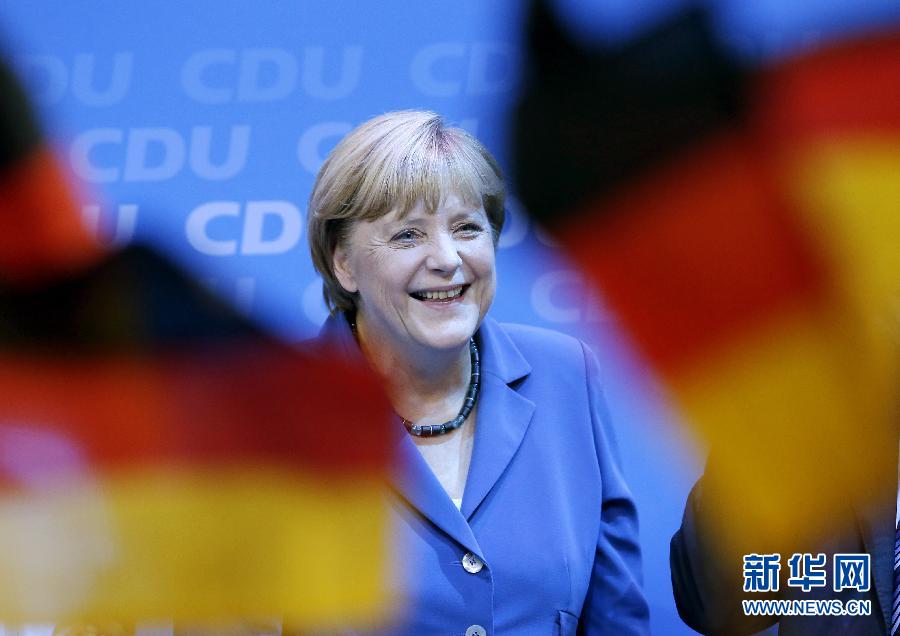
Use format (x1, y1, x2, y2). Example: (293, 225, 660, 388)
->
(180, 49, 236, 104)
(81, 203, 138, 246)
(530, 270, 610, 324)
(241, 201, 302, 255)
(301, 45, 362, 99)
(297, 121, 353, 174)
(124, 128, 185, 182)
(497, 196, 529, 249)
(70, 128, 122, 182)
(190, 125, 251, 179)
(16, 55, 68, 104)
(410, 42, 517, 97)
(16, 52, 133, 106)
(69, 126, 250, 183)
(186, 200, 303, 256)
(237, 48, 296, 102)
(181, 47, 362, 103)
(71, 52, 133, 106)
(186, 201, 241, 256)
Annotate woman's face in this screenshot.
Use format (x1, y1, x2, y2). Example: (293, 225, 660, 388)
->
(333, 192, 496, 356)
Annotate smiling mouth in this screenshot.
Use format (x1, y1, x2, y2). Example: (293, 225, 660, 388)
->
(410, 284, 469, 302)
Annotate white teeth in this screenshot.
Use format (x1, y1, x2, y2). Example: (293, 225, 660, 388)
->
(414, 286, 464, 300)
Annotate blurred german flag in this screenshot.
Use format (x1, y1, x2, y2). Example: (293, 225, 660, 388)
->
(514, 3, 900, 552)
(0, 54, 394, 628)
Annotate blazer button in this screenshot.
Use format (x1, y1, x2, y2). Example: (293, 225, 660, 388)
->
(461, 552, 484, 574)
(465, 625, 487, 636)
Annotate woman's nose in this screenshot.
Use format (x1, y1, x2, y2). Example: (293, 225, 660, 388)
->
(425, 232, 462, 272)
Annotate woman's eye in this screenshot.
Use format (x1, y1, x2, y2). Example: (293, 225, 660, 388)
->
(391, 229, 420, 242)
(456, 222, 484, 235)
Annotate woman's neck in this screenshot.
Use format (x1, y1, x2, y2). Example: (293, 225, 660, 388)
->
(354, 316, 471, 424)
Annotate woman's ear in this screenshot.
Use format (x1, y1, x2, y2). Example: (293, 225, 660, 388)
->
(332, 244, 358, 294)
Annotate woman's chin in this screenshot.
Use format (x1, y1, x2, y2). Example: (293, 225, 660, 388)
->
(412, 324, 478, 352)
(406, 304, 483, 351)
(417, 335, 473, 353)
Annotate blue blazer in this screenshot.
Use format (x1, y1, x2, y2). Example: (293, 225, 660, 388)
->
(318, 314, 650, 636)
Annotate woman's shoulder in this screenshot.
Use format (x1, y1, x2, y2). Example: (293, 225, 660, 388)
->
(496, 321, 584, 349)
(486, 319, 593, 376)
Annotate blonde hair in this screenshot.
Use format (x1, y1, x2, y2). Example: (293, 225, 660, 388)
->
(307, 110, 506, 315)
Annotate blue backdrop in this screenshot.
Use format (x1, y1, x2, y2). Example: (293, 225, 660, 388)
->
(2, 1, 897, 633)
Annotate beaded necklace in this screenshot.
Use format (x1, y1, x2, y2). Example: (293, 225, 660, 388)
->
(349, 315, 480, 437)
(402, 338, 479, 437)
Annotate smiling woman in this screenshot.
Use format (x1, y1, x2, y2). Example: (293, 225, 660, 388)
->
(332, 193, 496, 357)
(305, 110, 650, 635)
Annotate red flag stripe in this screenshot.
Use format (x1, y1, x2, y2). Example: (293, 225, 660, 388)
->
(0, 344, 393, 485)
(0, 146, 101, 281)
(756, 28, 900, 144)
(557, 132, 831, 375)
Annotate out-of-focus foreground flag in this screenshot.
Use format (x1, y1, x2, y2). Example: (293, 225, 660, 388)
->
(0, 56, 394, 628)
(514, 2, 900, 552)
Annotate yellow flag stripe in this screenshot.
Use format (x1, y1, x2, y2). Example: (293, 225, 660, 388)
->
(0, 468, 391, 628)
(673, 307, 892, 545)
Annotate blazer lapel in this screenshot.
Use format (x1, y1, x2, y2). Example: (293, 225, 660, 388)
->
(460, 374, 534, 520)
(389, 434, 484, 558)
(389, 318, 536, 553)
(461, 318, 534, 521)
(316, 313, 485, 556)
(315, 314, 534, 559)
